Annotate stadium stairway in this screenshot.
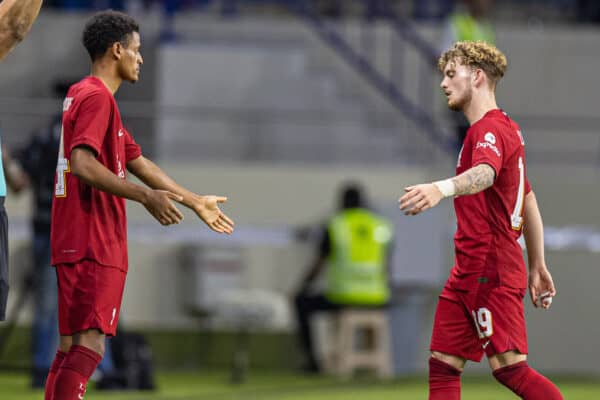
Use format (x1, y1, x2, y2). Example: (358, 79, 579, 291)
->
(154, 17, 448, 165)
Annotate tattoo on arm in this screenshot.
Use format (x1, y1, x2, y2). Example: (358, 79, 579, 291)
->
(451, 164, 495, 196)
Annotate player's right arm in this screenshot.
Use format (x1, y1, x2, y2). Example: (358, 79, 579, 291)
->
(0, 0, 43, 60)
(522, 190, 556, 309)
(398, 163, 495, 216)
(70, 146, 184, 226)
(295, 228, 329, 295)
(125, 155, 234, 234)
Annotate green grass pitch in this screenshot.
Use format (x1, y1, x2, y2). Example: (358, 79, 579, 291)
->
(1, 371, 598, 399)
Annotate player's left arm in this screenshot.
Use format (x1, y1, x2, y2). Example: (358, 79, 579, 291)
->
(0, 0, 43, 60)
(398, 163, 495, 216)
(126, 155, 234, 234)
(523, 190, 556, 309)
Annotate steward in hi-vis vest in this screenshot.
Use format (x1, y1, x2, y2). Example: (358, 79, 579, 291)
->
(293, 183, 394, 373)
(326, 209, 392, 305)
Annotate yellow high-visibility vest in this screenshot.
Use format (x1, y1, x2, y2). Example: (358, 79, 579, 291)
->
(451, 13, 495, 44)
(326, 209, 393, 305)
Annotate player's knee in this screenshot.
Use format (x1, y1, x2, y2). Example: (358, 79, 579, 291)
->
(73, 329, 106, 357)
(59, 335, 73, 353)
(431, 351, 465, 371)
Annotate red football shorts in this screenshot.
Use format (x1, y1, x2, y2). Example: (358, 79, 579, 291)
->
(430, 283, 528, 362)
(56, 260, 127, 337)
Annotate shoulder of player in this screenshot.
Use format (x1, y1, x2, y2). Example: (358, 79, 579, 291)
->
(470, 117, 518, 144)
(69, 86, 114, 110)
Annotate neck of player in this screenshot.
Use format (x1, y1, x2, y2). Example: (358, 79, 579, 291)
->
(464, 90, 498, 126)
(90, 61, 122, 95)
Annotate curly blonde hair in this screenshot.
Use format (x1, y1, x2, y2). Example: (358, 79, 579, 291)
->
(438, 41, 508, 84)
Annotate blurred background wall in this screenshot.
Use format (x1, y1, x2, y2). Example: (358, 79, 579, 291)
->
(1, 0, 599, 376)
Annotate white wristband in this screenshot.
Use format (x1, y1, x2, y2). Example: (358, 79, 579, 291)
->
(433, 179, 456, 198)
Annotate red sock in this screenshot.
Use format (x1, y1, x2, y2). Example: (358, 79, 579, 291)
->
(429, 357, 462, 400)
(493, 361, 563, 400)
(45, 350, 67, 400)
(52, 345, 102, 400)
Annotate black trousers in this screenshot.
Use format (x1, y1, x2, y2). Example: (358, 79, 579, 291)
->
(293, 293, 342, 369)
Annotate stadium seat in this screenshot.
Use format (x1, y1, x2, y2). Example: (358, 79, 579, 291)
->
(324, 309, 393, 379)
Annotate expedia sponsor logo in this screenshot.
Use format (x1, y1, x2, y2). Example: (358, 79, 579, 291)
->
(484, 132, 496, 144)
(476, 141, 501, 157)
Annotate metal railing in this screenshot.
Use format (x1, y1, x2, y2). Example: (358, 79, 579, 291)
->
(287, 0, 457, 155)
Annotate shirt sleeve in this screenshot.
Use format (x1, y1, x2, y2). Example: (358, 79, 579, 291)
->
(469, 124, 505, 179)
(123, 128, 142, 162)
(70, 92, 111, 156)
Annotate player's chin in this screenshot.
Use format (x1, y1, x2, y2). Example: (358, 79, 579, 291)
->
(447, 100, 462, 111)
(127, 72, 140, 83)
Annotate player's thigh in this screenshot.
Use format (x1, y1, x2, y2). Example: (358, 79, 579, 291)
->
(471, 286, 528, 361)
(56, 261, 127, 337)
(431, 351, 467, 371)
(431, 287, 483, 364)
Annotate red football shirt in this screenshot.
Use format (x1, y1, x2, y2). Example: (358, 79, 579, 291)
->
(448, 109, 531, 290)
(51, 76, 142, 272)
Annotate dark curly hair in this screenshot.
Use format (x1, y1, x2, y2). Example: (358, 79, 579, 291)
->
(82, 10, 139, 61)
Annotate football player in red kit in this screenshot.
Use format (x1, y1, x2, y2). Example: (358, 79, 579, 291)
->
(399, 41, 563, 400)
(46, 10, 234, 400)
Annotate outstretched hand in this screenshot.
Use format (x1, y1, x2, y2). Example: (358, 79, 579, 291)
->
(185, 195, 235, 234)
(398, 183, 444, 216)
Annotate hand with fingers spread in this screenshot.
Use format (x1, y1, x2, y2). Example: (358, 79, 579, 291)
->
(142, 189, 184, 226)
(398, 183, 444, 216)
(187, 194, 235, 234)
(529, 264, 556, 310)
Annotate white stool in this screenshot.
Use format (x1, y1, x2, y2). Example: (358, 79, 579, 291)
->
(325, 309, 393, 379)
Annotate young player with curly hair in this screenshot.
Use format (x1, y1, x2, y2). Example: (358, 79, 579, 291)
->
(399, 41, 563, 400)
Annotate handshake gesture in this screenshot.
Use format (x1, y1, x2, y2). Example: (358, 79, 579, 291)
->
(143, 190, 234, 234)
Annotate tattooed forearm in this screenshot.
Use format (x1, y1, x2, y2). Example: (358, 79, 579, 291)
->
(451, 164, 495, 195)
